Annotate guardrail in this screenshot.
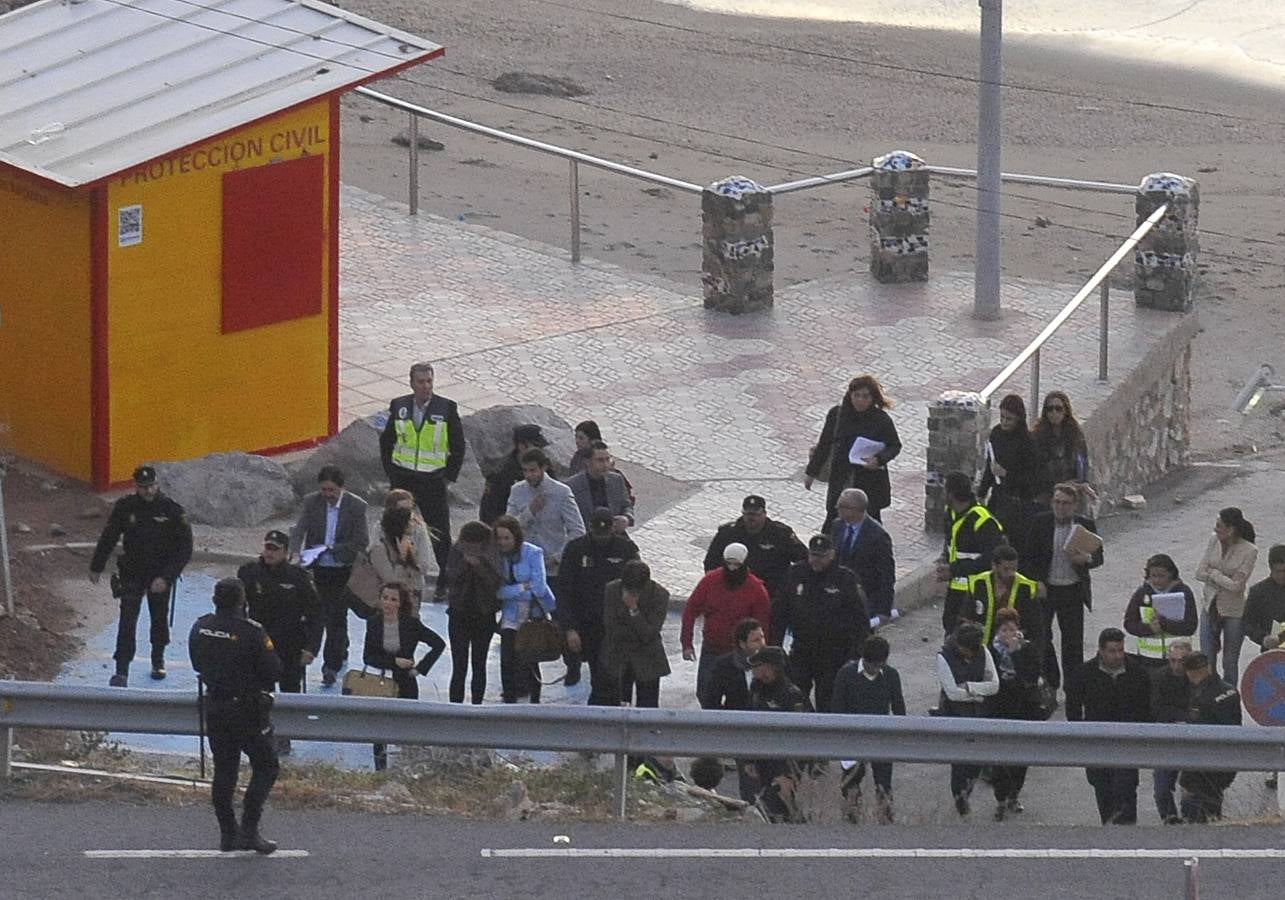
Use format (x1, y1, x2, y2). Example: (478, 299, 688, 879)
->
(3, 681, 1281, 819)
(978, 202, 1170, 408)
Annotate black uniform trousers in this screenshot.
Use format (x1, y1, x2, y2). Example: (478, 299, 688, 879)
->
(114, 576, 171, 671)
(311, 566, 352, 672)
(373, 669, 419, 770)
(448, 611, 495, 704)
(1087, 766, 1139, 824)
(207, 700, 279, 836)
(789, 646, 847, 714)
(1044, 582, 1087, 690)
(392, 472, 451, 578)
(273, 644, 305, 695)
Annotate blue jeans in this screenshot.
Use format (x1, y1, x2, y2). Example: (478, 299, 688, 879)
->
(1199, 609, 1245, 686)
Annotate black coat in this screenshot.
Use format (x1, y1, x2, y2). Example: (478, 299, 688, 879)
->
(808, 404, 902, 512)
(1025, 511, 1104, 609)
(775, 561, 870, 659)
(379, 393, 465, 482)
(360, 615, 446, 677)
(987, 640, 1043, 720)
(189, 610, 282, 696)
(1065, 655, 1151, 723)
(703, 517, 807, 601)
(237, 558, 323, 658)
(90, 492, 193, 582)
(559, 533, 639, 633)
(699, 648, 752, 711)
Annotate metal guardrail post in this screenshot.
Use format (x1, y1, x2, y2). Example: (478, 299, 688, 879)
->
(2, 676, 13, 779)
(1099, 281, 1110, 382)
(569, 160, 581, 264)
(1184, 858, 1200, 900)
(0, 461, 13, 616)
(1029, 348, 1041, 415)
(613, 752, 628, 819)
(408, 112, 419, 216)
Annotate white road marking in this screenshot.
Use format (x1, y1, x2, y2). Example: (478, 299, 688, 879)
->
(481, 847, 1285, 860)
(84, 850, 309, 859)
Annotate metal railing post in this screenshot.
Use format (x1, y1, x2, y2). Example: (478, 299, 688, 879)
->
(2, 676, 12, 779)
(1029, 348, 1041, 414)
(1184, 857, 1199, 900)
(1099, 280, 1110, 382)
(0, 461, 13, 617)
(569, 159, 581, 264)
(613, 751, 628, 819)
(408, 112, 419, 216)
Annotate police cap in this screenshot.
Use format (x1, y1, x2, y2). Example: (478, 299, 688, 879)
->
(746, 646, 788, 669)
(263, 530, 289, 548)
(742, 494, 767, 513)
(133, 465, 157, 486)
(808, 534, 834, 554)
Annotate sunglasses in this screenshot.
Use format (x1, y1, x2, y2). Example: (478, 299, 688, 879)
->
(1044, 404, 1065, 413)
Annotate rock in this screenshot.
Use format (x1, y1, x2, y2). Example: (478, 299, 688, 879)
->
(289, 416, 388, 504)
(76, 505, 104, 520)
(500, 780, 533, 820)
(1121, 494, 1147, 510)
(154, 453, 297, 526)
(391, 130, 445, 151)
(39, 479, 59, 493)
(48, 523, 67, 537)
(1034, 216, 1052, 228)
(377, 782, 414, 803)
(462, 405, 577, 478)
(14, 522, 32, 534)
(492, 72, 587, 97)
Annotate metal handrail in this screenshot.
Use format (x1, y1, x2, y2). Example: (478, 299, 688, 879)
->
(926, 165, 1138, 195)
(3, 681, 1281, 816)
(765, 166, 874, 194)
(978, 203, 1169, 406)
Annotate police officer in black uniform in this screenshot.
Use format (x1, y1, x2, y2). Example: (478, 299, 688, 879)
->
(703, 495, 807, 603)
(745, 646, 813, 822)
(189, 577, 282, 854)
(89, 464, 193, 686)
(774, 534, 871, 712)
(1178, 652, 1243, 822)
(238, 529, 322, 752)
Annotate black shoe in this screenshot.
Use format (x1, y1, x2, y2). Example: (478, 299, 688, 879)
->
(235, 829, 277, 855)
(954, 793, 971, 816)
(994, 803, 1006, 822)
(1006, 798, 1024, 814)
(322, 667, 337, 687)
(564, 666, 582, 687)
(219, 832, 238, 852)
(150, 665, 166, 681)
(274, 736, 292, 756)
(1266, 775, 1278, 790)
(109, 673, 128, 687)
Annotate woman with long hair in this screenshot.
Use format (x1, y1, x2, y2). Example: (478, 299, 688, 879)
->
(360, 581, 445, 770)
(445, 521, 501, 704)
(1194, 507, 1258, 685)
(805, 374, 902, 531)
(385, 488, 439, 591)
(493, 514, 558, 704)
(978, 393, 1041, 560)
(1031, 391, 1091, 507)
(370, 505, 424, 612)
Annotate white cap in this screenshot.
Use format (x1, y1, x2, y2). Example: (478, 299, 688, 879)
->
(723, 542, 749, 563)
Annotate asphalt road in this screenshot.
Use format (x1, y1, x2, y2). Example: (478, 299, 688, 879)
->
(3, 801, 1284, 899)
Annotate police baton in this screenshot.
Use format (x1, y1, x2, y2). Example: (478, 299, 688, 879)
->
(168, 577, 179, 630)
(197, 677, 207, 781)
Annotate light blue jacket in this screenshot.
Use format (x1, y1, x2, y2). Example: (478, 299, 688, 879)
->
(497, 542, 557, 630)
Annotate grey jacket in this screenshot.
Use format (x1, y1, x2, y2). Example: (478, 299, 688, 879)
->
(289, 491, 370, 566)
(505, 476, 585, 574)
(565, 470, 635, 527)
(601, 579, 671, 684)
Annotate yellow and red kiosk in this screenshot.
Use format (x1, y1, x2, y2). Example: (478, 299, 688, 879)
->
(0, 0, 441, 487)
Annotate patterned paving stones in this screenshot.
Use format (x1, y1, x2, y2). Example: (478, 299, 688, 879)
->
(338, 184, 1180, 601)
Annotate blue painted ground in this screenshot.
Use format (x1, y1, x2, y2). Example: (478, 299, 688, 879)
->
(55, 570, 591, 770)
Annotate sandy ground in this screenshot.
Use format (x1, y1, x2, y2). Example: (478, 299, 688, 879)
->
(333, 0, 1285, 457)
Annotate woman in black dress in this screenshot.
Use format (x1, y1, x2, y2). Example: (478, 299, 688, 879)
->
(978, 393, 1041, 560)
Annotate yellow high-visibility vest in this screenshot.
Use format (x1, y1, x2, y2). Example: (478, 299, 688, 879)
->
(947, 505, 1000, 591)
(390, 416, 449, 473)
(968, 569, 1040, 644)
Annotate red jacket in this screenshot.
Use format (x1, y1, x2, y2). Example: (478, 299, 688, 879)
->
(680, 568, 771, 656)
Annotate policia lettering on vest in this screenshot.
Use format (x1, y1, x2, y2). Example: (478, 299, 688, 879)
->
(936, 472, 1005, 635)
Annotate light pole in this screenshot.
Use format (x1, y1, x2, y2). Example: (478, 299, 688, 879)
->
(974, 0, 1003, 320)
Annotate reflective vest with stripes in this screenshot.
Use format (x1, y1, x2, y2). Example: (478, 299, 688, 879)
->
(947, 505, 1001, 592)
(968, 569, 1040, 645)
(390, 415, 449, 474)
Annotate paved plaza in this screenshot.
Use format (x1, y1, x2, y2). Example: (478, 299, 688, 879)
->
(336, 184, 1180, 600)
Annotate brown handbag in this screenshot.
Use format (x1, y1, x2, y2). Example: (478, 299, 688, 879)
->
(514, 597, 563, 663)
(344, 548, 382, 608)
(341, 666, 398, 699)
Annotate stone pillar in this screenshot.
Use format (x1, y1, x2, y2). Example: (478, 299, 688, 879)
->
(924, 391, 990, 532)
(701, 176, 773, 314)
(1134, 172, 1199, 312)
(869, 151, 929, 283)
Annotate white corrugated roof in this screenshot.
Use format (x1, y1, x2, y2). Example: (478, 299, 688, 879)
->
(0, 0, 442, 187)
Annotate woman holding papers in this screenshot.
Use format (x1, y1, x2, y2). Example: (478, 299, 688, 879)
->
(1194, 507, 1258, 685)
(1122, 553, 1198, 667)
(978, 394, 1041, 560)
(805, 374, 901, 530)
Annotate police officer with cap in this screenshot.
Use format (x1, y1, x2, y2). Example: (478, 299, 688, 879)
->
(745, 645, 812, 822)
(189, 577, 282, 853)
(775, 533, 871, 712)
(704, 495, 807, 602)
(89, 464, 193, 686)
(237, 530, 322, 751)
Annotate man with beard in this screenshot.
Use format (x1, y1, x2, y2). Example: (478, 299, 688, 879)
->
(775, 534, 870, 712)
(700, 618, 767, 803)
(681, 542, 771, 702)
(745, 645, 813, 822)
(237, 530, 322, 753)
(704, 495, 807, 603)
(557, 507, 639, 697)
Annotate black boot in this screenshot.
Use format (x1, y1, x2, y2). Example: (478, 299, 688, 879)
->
(150, 648, 167, 680)
(235, 827, 277, 855)
(220, 831, 239, 852)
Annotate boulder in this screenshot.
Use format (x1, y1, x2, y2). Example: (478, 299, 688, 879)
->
(154, 453, 297, 527)
(288, 416, 389, 504)
(462, 405, 577, 478)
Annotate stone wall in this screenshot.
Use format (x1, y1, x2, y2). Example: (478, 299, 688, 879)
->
(1134, 173, 1200, 312)
(869, 151, 929, 284)
(701, 176, 773, 314)
(923, 391, 990, 532)
(1079, 313, 1198, 506)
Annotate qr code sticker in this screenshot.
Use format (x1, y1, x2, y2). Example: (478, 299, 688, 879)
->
(118, 205, 142, 247)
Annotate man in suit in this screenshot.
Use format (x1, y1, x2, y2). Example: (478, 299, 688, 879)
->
(565, 440, 634, 534)
(830, 488, 896, 622)
(288, 465, 370, 686)
(1026, 482, 1104, 690)
(505, 447, 585, 587)
(379, 361, 465, 599)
